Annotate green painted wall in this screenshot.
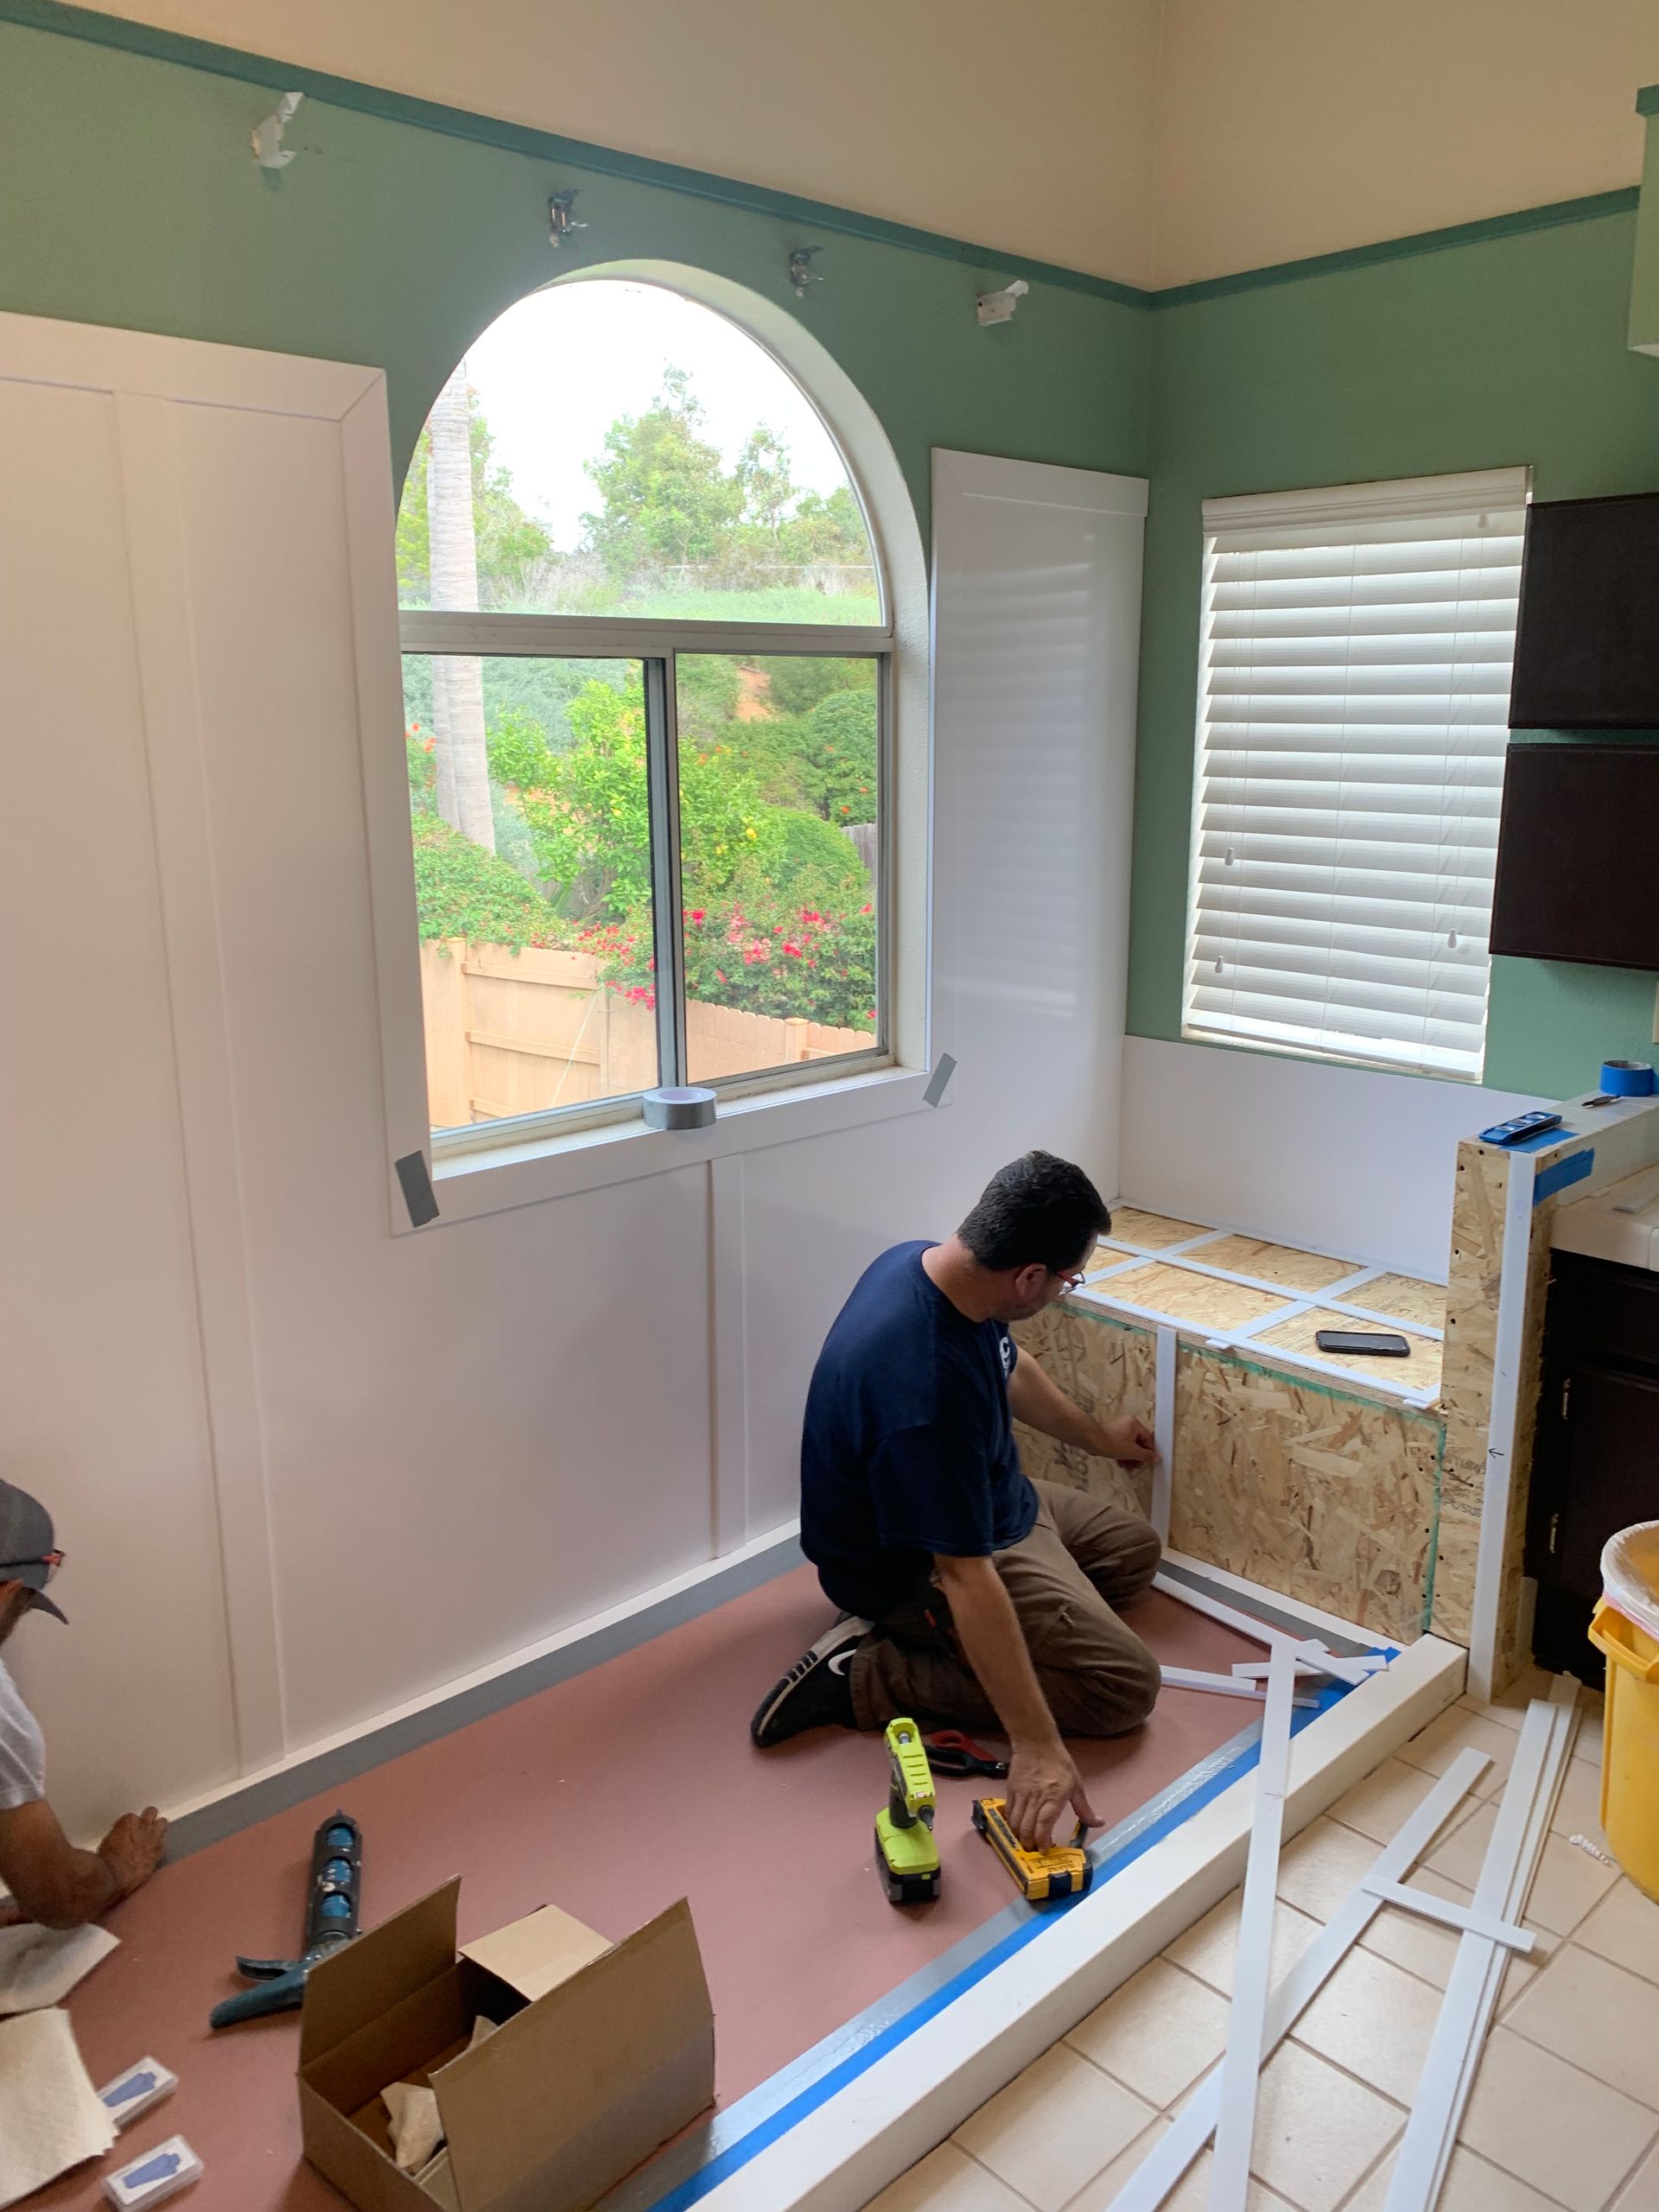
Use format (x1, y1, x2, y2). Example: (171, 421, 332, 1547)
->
(0, 19, 1150, 526)
(1131, 209, 1659, 1098)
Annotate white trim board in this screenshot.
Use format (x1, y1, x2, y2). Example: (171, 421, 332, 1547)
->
(685, 1632, 1465, 2212)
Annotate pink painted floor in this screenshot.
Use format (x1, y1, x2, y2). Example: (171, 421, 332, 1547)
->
(33, 1567, 1263, 2210)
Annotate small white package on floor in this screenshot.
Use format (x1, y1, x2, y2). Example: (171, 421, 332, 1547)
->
(0, 1917, 118, 2012)
(0, 2005, 118, 2208)
(98, 2056, 180, 2131)
(102, 2134, 202, 2209)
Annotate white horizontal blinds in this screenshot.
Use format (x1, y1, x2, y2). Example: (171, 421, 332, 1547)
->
(1185, 467, 1530, 1079)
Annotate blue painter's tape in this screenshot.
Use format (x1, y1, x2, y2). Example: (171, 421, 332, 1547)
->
(1535, 1149, 1593, 1205)
(642, 1675, 1359, 2212)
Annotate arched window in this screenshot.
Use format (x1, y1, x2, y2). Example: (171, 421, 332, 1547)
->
(397, 276, 895, 1144)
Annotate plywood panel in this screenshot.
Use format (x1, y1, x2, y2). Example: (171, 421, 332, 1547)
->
(1169, 1346, 1442, 1642)
(1012, 1305, 1155, 1519)
(1195, 1233, 1356, 1294)
(1096, 1261, 1291, 1332)
(1434, 1140, 1510, 1642)
(1360, 1273, 1447, 1332)
(1253, 1308, 1443, 1397)
(1104, 1206, 1213, 1249)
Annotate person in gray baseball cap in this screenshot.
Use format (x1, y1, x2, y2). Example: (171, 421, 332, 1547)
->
(0, 1478, 168, 1928)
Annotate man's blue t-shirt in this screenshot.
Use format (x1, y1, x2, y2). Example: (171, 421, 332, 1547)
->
(800, 1242, 1038, 1620)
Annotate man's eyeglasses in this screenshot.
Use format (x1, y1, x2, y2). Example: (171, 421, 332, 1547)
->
(0, 1549, 64, 1584)
(1051, 1269, 1087, 1294)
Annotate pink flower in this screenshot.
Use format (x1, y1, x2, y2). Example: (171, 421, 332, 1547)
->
(689, 909, 706, 924)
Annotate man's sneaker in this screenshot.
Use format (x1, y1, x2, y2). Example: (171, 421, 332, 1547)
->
(750, 1616, 870, 1747)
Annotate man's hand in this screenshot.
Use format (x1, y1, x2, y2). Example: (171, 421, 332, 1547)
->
(96, 1808, 168, 1902)
(1099, 1413, 1157, 1465)
(1004, 1738, 1099, 1851)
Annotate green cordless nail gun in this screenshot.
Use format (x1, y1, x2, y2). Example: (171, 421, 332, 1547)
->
(210, 1811, 362, 2028)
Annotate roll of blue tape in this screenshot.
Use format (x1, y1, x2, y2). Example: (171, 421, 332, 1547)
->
(1599, 1059, 1656, 1097)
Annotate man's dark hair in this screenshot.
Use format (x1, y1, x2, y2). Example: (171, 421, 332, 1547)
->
(957, 1151, 1111, 1274)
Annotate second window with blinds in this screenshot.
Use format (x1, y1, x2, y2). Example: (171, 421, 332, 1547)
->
(1184, 467, 1531, 1080)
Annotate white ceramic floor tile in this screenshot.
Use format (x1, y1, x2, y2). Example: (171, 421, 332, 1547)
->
(1340, 2142, 1567, 2212)
(1065, 1958, 1230, 2109)
(1358, 1866, 1475, 1989)
(1504, 1943, 1659, 2110)
(1166, 1887, 1323, 1998)
(1325, 1757, 1460, 1847)
(1426, 1804, 1619, 1935)
(1059, 2120, 1170, 2212)
(955, 2044, 1158, 2212)
(1611, 2131, 1659, 2210)
(1576, 1879, 1659, 1989)
(1456, 1664, 1556, 1729)
(868, 2143, 1033, 2212)
(1276, 1816, 1388, 1922)
(1459, 2026, 1658, 2212)
(1248, 2040, 1402, 2212)
(1289, 1943, 1445, 2107)
(1549, 1753, 1612, 1847)
(1061, 2121, 1297, 2212)
(1396, 1707, 1522, 1798)
(1573, 1691, 1605, 1769)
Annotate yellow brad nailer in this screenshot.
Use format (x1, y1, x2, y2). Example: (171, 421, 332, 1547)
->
(875, 1718, 942, 1904)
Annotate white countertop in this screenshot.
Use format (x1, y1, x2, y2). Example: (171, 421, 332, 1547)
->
(1552, 1160, 1659, 1273)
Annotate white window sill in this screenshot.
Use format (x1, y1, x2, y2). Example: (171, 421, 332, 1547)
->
(407, 1062, 939, 1230)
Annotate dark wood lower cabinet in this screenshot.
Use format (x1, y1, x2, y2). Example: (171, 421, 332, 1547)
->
(1526, 1251, 1659, 1685)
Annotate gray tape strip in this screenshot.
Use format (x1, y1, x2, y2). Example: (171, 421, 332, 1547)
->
(923, 1052, 957, 1107)
(1155, 1557, 1374, 1658)
(395, 1150, 440, 1227)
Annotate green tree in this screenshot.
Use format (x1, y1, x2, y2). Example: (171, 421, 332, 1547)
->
(735, 425, 796, 545)
(779, 484, 873, 573)
(397, 393, 554, 610)
(581, 367, 742, 581)
(756, 655, 868, 719)
(800, 686, 879, 823)
(411, 817, 556, 946)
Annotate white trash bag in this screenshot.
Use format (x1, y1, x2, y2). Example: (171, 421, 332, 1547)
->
(1601, 1520, 1659, 1643)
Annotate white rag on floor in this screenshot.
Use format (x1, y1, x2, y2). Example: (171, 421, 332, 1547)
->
(0, 1920, 118, 2014)
(0, 2006, 118, 2207)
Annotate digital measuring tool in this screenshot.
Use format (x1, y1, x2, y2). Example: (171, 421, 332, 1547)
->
(209, 1810, 362, 2028)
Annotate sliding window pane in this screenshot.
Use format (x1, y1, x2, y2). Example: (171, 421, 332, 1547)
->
(403, 654, 658, 1132)
(674, 656, 880, 1084)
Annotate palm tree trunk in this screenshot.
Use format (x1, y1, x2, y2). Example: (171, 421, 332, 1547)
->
(427, 363, 494, 852)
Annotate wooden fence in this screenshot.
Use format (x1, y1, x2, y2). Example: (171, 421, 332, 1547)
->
(420, 939, 873, 1128)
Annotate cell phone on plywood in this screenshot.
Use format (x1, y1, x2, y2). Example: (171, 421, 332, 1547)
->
(1314, 1329, 1411, 1358)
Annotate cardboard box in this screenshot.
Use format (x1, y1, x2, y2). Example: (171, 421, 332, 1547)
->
(298, 1879, 715, 2212)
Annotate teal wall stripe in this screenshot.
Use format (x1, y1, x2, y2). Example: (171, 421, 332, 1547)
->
(1151, 188, 1643, 309)
(0, 0, 1152, 307)
(0, 0, 1645, 311)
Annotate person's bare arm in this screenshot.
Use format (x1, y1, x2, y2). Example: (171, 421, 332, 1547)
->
(932, 1552, 1098, 1848)
(1006, 1351, 1156, 1465)
(0, 1799, 167, 1929)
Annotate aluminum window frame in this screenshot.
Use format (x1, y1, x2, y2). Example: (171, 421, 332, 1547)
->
(403, 610, 895, 1160)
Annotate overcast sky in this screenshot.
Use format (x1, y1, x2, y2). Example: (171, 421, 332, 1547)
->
(461, 282, 853, 552)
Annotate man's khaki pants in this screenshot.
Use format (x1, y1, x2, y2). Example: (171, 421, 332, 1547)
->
(849, 1480, 1162, 1738)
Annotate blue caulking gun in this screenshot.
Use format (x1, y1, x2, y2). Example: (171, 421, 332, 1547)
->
(209, 1810, 362, 2028)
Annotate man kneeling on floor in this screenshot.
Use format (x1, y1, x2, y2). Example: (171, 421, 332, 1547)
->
(0, 1478, 168, 1928)
(752, 1151, 1161, 1849)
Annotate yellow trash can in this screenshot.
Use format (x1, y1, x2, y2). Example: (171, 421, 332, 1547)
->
(1588, 1520, 1659, 1904)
